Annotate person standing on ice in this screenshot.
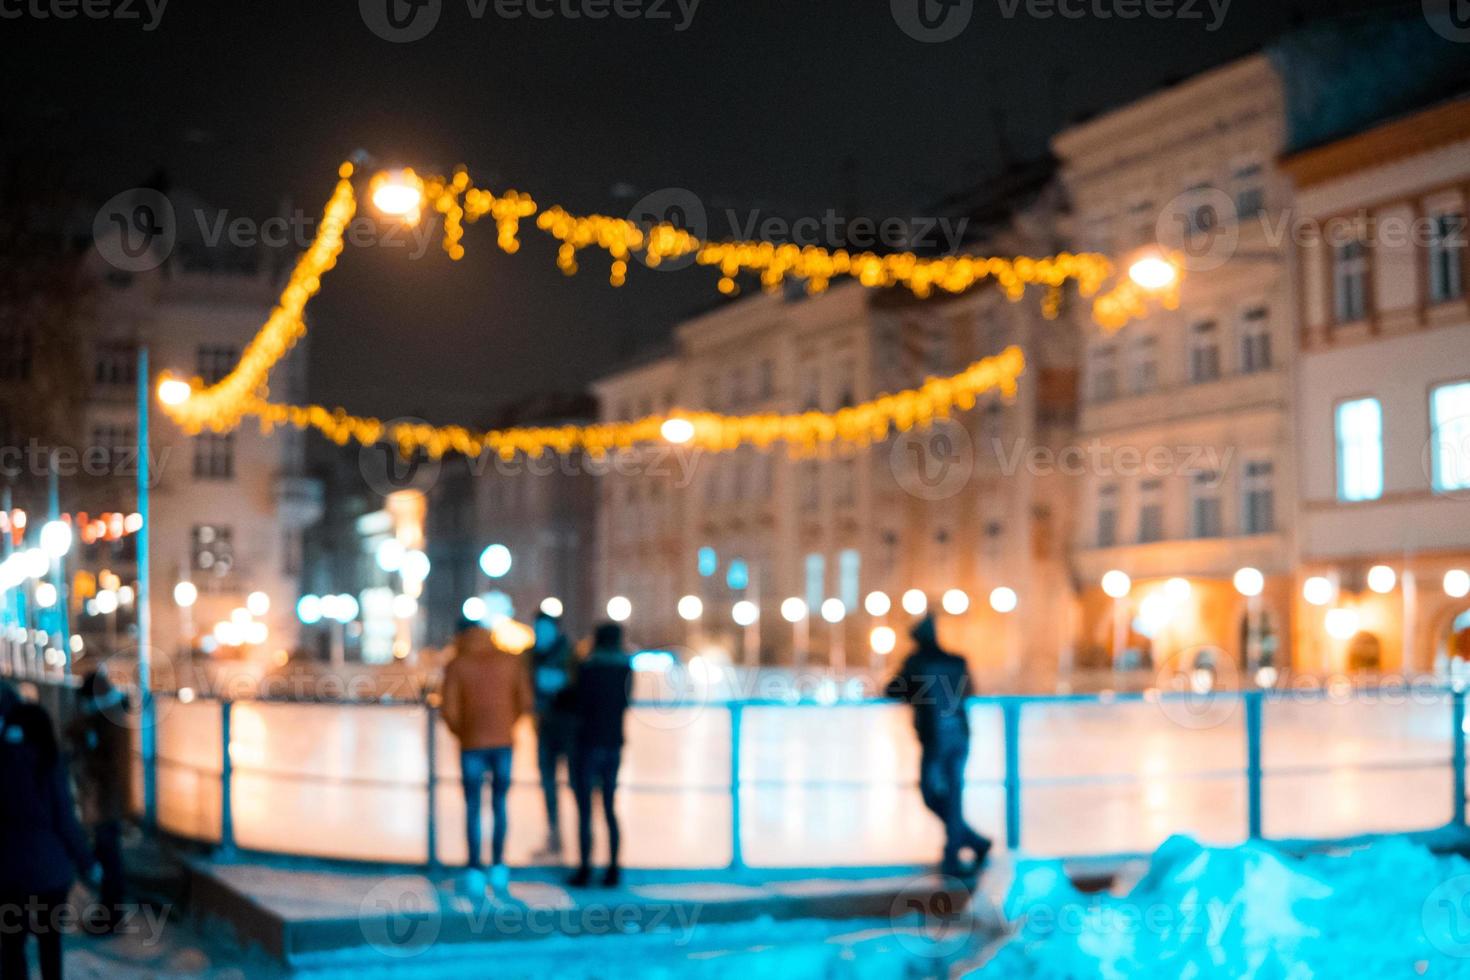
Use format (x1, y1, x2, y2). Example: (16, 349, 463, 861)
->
(441, 615, 531, 897)
(528, 607, 577, 860)
(567, 621, 633, 888)
(885, 613, 992, 877)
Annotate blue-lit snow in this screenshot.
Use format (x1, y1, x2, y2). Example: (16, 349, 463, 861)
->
(981, 834, 1470, 977)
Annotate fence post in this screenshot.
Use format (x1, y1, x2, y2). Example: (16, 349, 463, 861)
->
(218, 699, 236, 860)
(1453, 689, 1466, 828)
(1002, 699, 1022, 852)
(728, 702, 744, 872)
(426, 703, 439, 869)
(1245, 691, 1263, 840)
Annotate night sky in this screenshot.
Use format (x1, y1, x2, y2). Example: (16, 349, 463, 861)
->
(3, 0, 1395, 424)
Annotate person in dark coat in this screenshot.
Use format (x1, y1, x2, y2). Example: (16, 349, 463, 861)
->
(529, 609, 577, 858)
(0, 701, 94, 980)
(67, 670, 133, 926)
(567, 622, 633, 888)
(885, 614, 991, 877)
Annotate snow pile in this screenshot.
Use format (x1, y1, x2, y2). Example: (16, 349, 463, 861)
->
(981, 835, 1470, 977)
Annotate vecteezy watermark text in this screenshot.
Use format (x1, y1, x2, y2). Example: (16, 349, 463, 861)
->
(0, 0, 166, 30)
(360, 0, 700, 43)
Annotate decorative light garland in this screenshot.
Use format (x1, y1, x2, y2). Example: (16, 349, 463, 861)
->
(158, 162, 1177, 458)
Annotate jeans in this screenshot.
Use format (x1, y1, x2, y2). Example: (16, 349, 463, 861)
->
(536, 717, 575, 842)
(0, 890, 67, 980)
(919, 741, 987, 867)
(461, 747, 513, 868)
(571, 745, 623, 870)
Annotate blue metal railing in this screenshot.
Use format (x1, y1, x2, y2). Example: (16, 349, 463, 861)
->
(7, 655, 1465, 869)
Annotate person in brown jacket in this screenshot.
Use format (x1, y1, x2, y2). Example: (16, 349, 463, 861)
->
(440, 616, 532, 895)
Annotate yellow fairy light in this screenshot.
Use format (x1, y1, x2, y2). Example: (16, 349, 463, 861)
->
(157, 161, 1175, 461)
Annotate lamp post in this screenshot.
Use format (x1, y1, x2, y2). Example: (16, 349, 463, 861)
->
(732, 600, 759, 668)
(781, 597, 808, 671)
(1101, 570, 1131, 669)
(820, 598, 846, 673)
(1234, 567, 1265, 670)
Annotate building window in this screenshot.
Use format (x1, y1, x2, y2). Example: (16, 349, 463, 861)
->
(1126, 198, 1155, 247)
(93, 340, 138, 387)
(1188, 320, 1221, 383)
(1429, 212, 1465, 304)
(193, 432, 235, 480)
(197, 345, 239, 386)
(1130, 335, 1158, 395)
(1138, 479, 1164, 544)
(89, 423, 136, 472)
(1242, 459, 1275, 534)
(191, 524, 234, 577)
(1231, 162, 1265, 219)
(0, 320, 33, 382)
(1238, 306, 1271, 374)
(1333, 238, 1370, 322)
(799, 461, 819, 512)
(1335, 397, 1383, 502)
(1181, 182, 1219, 238)
(1190, 471, 1223, 539)
(1096, 484, 1118, 548)
(1091, 345, 1119, 403)
(1430, 381, 1470, 494)
(838, 549, 860, 611)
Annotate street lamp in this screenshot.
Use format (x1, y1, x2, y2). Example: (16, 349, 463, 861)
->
(677, 595, 703, 621)
(870, 625, 897, 657)
(989, 587, 1018, 614)
(864, 591, 891, 617)
(479, 544, 512, 579)
(1444, 570, 1469, 600)
(370, 169, 425, 218)
(1234, 567, 1265, 670)
(1127, 252, 1179, 290)
(660, 417, 695, 444)
(607, 596, 632, 623)
(156, 376, 192, 407)
(901, 589, 927, 616)
(1302, 576, 1333, 606)
(941, 588, 969, 615)
(820, 598, 846, 673)
(1101, 570, 1131, 668)
(1366, 565, 1396, 594)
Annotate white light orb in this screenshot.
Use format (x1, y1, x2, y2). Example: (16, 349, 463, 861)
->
(901, 589, 928, 616)
(606, 596, 632, 623)
(1127, 254, 1178, 290)
(375, 539, 405, 573)
(677, 595, 703, 622)
(1101, 570, 1132, 599)
(941, 588, 970, 615)
(732, 600, 759, 627)
(391, 593, 418, 619)
(1164, 577, 1193, 603)
(1325, 607, 1361, 641)
(174, 581, 198, 608)
(820, 598, 846, 624)
(1302, 576, 1333, 607)
(989, 587, 1018, 614)
(33, 582, 57, 608)
(246, 591, 271, 617)
(479, 543, 512, 579)
(1447, 570, 1470, 600)
(870, 625, 897, 655)
(780, 597, 808, 623)
(660, 417, 695, 444)
(540, 597, 564, 618)
(1366, 565, 1396, 594)
(1233, 567, 1265, 598)
(244, 621, 268, 645)
(297, 594, 322, 625)
(331, 594, 360, 624)
(400, 550, 431, 583)
(156, 377, 193, 406)
(462, 596, 488, 622)
(94, 589, 119, 615)
(864, 591, 891, 617)
(39, 520, 72, 559)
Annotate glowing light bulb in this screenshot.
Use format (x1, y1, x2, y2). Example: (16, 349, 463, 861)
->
(660, 417, 695, 444)
(1128, 254, 1178, 290)
(781, 597, 808, 623)
(901, 589, 927, 616)
(157, 377, 192, 406)
(606, 596, 632, 622)
(1366, 565, 1396, 594)
(677, 595, 703, 621)
(1101, 570, 1131, 599)
(1302, 576, 1333, 606)
(870, 626, 897, 655)
(989, 587, 1018, 614)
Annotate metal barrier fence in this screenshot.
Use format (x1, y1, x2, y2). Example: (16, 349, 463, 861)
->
(121, 685, 1469, 869)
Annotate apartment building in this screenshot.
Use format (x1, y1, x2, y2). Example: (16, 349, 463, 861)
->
(1054, 54, 1296, 676)
(1283, 95, 1470, 673)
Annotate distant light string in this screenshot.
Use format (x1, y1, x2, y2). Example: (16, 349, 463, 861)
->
(157, 162, 1176, 458)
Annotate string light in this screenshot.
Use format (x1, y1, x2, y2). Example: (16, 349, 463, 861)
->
(157, 162, 1176, 460)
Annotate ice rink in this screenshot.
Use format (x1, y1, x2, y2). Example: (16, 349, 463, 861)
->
(147, 674, 1459, 868)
